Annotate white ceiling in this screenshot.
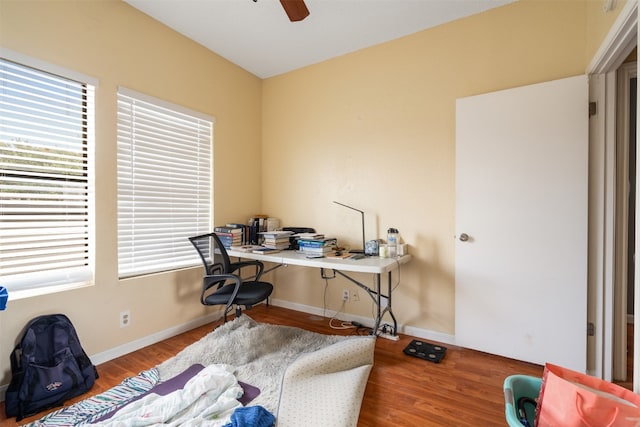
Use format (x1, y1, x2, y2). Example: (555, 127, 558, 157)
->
(124, 0, 515, 79)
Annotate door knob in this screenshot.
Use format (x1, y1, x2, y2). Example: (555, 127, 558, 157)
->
(459, 233, 470, 242)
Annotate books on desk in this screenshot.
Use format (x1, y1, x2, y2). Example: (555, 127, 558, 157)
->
(297, 237, 337, 247)
(326, 251, 364, 260)
(251, 247, 281, 254)
(293, 232, 325, 240)
(259, 230, 294, 239)
(214, 226, 243, 248)
(248, 215, 269, 245)
(297, 237, 337, 255)
(229, 244, 263, 253)
(224, 223, 249, 245)
(260, 230, 294, 250)
(299, 248, 333, 256)
(215, 225, 243, 234)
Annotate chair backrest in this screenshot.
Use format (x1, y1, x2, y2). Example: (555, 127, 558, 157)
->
(189, 233, 232, 275)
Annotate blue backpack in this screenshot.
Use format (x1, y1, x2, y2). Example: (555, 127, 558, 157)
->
(4, 314, 98, 421)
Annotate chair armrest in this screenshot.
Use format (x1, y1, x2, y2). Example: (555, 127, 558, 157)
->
(229, 260, 264, 280)
(202, 273, 242, 305)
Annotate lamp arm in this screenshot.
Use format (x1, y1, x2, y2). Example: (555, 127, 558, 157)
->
(333, 201, 366, 254)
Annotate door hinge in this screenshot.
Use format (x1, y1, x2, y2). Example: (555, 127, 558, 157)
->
(587, 322, 595, 336)
(589, 101, 597, 117)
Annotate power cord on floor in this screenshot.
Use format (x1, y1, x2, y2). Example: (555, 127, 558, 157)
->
(329, 318, 355, 330)
(329, 317, 376, 335)
(350, 321, 374, 336)
(328, 301, 354, 330)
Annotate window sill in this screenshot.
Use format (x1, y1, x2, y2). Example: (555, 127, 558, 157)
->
(6, 280, 95, 303)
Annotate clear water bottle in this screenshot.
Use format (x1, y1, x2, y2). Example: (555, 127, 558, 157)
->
(387, 228, 399, 257)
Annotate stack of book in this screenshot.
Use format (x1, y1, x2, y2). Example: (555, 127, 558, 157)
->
(214, 225, 243, 248)
(248, 215, 269, 245)
(294, 232, 324, 240)
(296, 235, 338, 256)
(229, 244, 263, 253)
(260, 230, 294, 250)
(226, 223, 249, 244)
(251, 246, 282, 254)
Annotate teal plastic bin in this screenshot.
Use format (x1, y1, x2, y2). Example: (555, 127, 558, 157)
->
(504, 375, 542, 427)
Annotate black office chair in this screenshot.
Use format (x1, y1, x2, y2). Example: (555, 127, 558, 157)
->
(189, 232, 273, 323)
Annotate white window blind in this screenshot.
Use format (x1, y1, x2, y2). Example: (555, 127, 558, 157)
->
(117, 87, 213, 278)
(0, 58, 95, 294)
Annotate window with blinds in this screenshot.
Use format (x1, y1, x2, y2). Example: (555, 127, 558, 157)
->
(0, 57, 95, 295)
(117, 88, 213, 278)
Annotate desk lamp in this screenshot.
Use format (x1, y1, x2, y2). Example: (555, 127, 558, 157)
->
(333, 201, 366, 254)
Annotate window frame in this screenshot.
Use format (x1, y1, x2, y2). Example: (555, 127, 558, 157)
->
(0, 49, 97, 300)
(116, 87, 214, 279)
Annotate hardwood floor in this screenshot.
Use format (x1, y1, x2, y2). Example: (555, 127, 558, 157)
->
(0, 305, 544, 426)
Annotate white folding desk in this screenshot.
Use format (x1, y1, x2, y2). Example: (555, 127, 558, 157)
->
(227, 249, 412, 337)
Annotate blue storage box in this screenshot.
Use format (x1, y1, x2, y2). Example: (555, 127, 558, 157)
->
(504, 375, 542, 427)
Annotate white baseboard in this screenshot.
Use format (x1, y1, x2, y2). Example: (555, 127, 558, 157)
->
(1, 302, 455, 402)
(89, 312, 221, 366)
(0, 312, 222, 402)
(270, 298, 456, 345)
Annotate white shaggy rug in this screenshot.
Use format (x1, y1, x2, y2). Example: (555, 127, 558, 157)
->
(156, 315, 374, 416)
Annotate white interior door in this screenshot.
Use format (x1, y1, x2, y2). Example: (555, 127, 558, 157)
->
(455, 75, 589, 372)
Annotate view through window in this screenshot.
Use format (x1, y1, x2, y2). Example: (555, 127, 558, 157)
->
(0, 57, 95, 295)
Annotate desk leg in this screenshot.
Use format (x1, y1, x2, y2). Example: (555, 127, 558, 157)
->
(373, 273, 382, 334)
(385, 271, 398, 336)
(331, 269, 398, 339)
(374, 272, 398, 337)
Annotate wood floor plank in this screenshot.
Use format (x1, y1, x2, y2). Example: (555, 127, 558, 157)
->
(0, 305, 544, 426)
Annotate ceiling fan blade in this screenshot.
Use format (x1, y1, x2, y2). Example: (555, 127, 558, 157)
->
(280, 0, 309, 22)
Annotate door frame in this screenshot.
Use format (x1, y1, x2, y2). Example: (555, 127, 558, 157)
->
(614, 61, 637, 381)
(587, 0, 637, 389)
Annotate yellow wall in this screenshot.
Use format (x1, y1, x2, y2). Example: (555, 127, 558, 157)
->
(0, 0, 631, 388)
(0, 0, 262, 385)
(261, 0, 629, 334)
(586, 0, 630, 63)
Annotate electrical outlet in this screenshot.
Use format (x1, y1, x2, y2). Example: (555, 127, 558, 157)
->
(120, 310, 131, 328)
(342, 289, 350, 302)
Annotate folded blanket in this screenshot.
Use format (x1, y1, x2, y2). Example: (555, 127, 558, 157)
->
(80, 364, 243, 427)
(24, 369, 160, 426)
(94, 365, 206, 422)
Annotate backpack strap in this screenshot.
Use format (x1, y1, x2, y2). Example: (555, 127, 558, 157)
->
(6, 344, 25, 420)
(9, 343, 21, 373)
